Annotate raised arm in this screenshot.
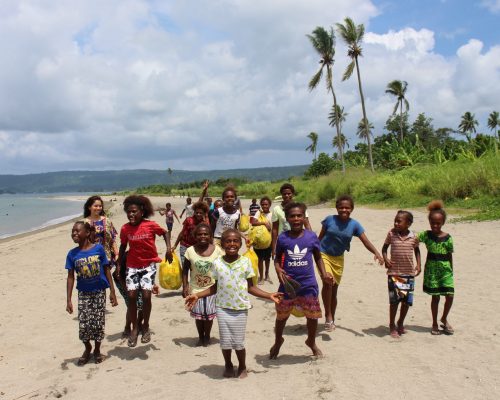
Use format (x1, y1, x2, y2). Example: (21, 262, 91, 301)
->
(198, 180, 210, 203)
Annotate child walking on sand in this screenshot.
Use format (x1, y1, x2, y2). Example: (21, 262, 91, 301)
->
(117, 195, 171, 347)
(270, 203, 334, 359)
(159, 202, 180, 240)
(182, 223, 223, 346)
(66, 221, 118, 365)
(251, 196, 273, 284)
(185, 229, 281, 379)
(211, 186, 241, 247)
(382, 211, 421, 338)
(319, 195, 384, 332)
(417, 200, 455, 335)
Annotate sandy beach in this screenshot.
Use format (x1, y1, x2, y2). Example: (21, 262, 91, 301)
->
(1, 195, 499, 400)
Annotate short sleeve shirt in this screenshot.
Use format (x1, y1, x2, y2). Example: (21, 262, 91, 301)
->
(180, 217, 198, 247)
(65, 244, 110, 292)
(184, 245, 224, 294)
(384, 229, 419, 276)
(272, 204, 309, 234)
(120, 220, 166, 267)
(213, 207, 241, 238)
(275, 230, 320, 298)
(253, 210, 272, 224)
(212, 256, 256, 310)
(184, 204, 194, 218)
(319, 215, 365, 256)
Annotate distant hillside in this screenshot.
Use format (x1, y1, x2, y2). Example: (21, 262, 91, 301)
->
(0, 165, 308, 193)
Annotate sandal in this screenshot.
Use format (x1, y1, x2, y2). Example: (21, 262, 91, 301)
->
(431, 328, 441, 336)
(128, 334, 138, 347)
(77, 353, 91, 366)
(324, 321, 335, 332)
(94, 353, 105, 364)
(441, 324, 454, 335)
(390, 329, 400, 339)
(397, 326, 407, 335)
(141, 329, 151, 344)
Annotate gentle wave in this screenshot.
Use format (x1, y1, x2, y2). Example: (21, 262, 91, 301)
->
(0, 212, 82, 239)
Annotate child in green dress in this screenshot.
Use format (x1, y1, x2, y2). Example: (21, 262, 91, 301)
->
(417, 200, 454, 335)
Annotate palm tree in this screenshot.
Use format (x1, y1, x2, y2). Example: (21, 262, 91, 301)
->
(357, 118, 374, 140)
(167, 167, 173, 176)
(458, 111, 478, 143)
(329, 104, 348, 155)
(307, 26, 345, 173)
(385, 80, 409, 142)
(487, 111, 499, 140)
(305, 132, 319, 160)
(336, 17, 374, 172)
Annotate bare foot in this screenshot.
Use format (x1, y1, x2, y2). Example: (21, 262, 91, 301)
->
(440, 318, 454, 334)
(238, 368, 248, 379)
(128, 329, 138, 347)
(196, 339, 204, 347)
(223, 364, 235, 378)
(269, 337, 285, 359)
(203, 336, 211, 347)
(305, 338, 323, 357)
(390, 329, 400, 339)
(397, 322, 407, 335)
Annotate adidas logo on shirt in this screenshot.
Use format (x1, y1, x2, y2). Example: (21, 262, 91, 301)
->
(287, 245, 308, 266)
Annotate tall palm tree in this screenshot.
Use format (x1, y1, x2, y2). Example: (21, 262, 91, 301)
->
(487, 111, 500, 140)
(357, 118, 374, 140)
(305, 131, 319, 160)
(458, 111, 478, 143)
(336, 17, 374, 172)
(385, 80, 409, 142)
(329, 104, 348, 155)
(307, 26, 345, 173)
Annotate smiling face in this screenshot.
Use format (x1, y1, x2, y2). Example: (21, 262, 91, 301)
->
(126, 204, 143, 225)
(193, 207, 206, 223)
(429, 212, 445, 235)
(223, 190, 236, 207)
(221, 231, 242, 256)
(89, 199, 103, 218)
(261, 199, 271, 213)
(393, 214, 411, 233)
(336, 200, 353, 221)
(194, 226, 211, 245)
(286, 206, 305, 232)
(71, 223, 89, 244)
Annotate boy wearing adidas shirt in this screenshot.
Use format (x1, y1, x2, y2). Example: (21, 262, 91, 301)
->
(270, 202, 334, 360)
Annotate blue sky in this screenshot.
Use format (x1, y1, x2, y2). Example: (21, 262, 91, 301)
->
(370, 0, 499, 55)
(0, 0, 498, 174)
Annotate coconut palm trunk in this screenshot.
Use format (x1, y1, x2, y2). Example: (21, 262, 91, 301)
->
(354, 60, 373, 171)
(330, 84, 345, 173)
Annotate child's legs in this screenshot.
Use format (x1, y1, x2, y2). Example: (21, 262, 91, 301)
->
(441, 295, 454, 322)
(203, 320, 214, 339)
(127, 290, 139, 332)
(235, 348, 246, 373)
(305, 318, 322, 356)
(195, 320, 204, 341)
(257, 258, 264, 281)
(141, 289, 152, 330)
(221, 349, 235, 377)
(431, 295, 440, 327)
(264, 258, 271, 278)
(94, 340, 101, 354)
(389, 303, 399, 328)
(398, 303, 410, 326)
(274, 317, 288, 341)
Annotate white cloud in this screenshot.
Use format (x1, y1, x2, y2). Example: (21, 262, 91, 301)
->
(481, 0, 500, 13)
(0, 1, 498, 174)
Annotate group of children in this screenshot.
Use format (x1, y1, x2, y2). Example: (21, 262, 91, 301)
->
(65, 184, 455, 378)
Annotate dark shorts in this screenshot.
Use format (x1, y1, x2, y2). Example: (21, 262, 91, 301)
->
(166, 223, 173, 231)
(388, 275, 415, 306)
(254, 247, 272, 261)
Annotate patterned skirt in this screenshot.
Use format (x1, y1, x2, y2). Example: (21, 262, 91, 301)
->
(78, 290, 106, 342)
(190, 294, 217, 321)
(216, 307, 248, 350)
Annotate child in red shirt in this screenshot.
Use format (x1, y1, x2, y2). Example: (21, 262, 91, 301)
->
(117, 195, 171, 347)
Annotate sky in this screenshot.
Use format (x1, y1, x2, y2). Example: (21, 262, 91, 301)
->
(0, 0, 499, 174)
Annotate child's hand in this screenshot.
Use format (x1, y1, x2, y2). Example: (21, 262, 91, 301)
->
(270, 292, 283, 304)
(415, 265, 422, 276)
(66, 301, 73, 314)
(275, 266, 285, 284)
(321, 273, 335, 286)
(182, 285, 190, 298)
(374, 253, 384, 265)
(185, 294, 198, 311)
(165, 250, 173, 263)
(384, 256, 394, 269)
(110, 291, 118, 307)
(152, 284, 160, 295)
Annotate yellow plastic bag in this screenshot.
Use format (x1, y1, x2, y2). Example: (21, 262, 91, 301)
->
(239, 214, 250, 232)
(159, 253, 182, 290)
(243, 247, 259, 286)
(248, 215, 271, 249)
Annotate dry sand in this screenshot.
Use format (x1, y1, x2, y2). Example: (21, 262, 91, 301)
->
(1, 195, 499, 400)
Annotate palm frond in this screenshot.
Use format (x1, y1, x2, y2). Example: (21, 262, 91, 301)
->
(342, 61, 355, 81)
(308, 67, 323, 90)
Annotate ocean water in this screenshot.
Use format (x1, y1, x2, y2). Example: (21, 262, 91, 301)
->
(0, 194, 87, 239)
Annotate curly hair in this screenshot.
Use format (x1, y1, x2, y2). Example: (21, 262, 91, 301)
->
(192, 201, 209, 214)
(279, 183, 295, 194)
(260, 196, 272, 205)
(83, 195, 105, 218)
(74, 221, 96, 242)
(427, 200, 446, 222)
(123, 195, 155, 218)
(221, 228, 242, 244)
(335, 194, 354, 209)
(222, 185, 237, 199)
(284, 202, 307, 217)
(193, 223, 213, 238)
